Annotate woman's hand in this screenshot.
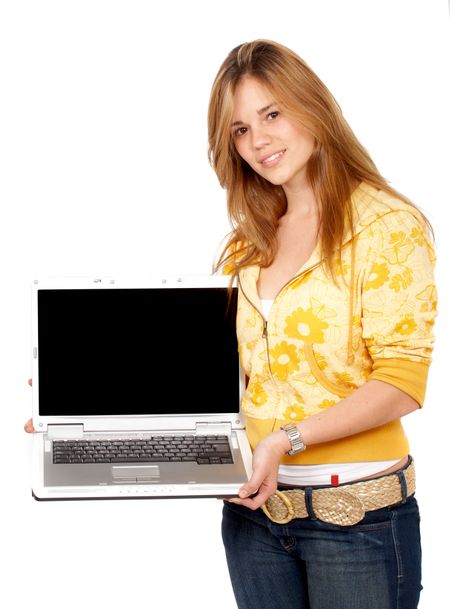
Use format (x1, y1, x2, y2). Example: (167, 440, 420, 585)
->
(24, 418, 35, 433)
(24, 378, 35, 433)
(228, 430, 290, 510)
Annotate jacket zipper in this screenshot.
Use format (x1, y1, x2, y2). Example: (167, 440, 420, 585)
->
(238, 260, 323, 375)
(262, 320, 268, 338)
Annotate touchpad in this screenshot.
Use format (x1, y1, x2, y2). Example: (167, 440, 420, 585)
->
(112, 465, 160, 483)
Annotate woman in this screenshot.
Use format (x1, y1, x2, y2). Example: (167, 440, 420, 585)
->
(208, 40, 436, 609)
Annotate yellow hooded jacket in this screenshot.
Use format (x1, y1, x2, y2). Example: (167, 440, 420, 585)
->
(236, 182, 437, 465)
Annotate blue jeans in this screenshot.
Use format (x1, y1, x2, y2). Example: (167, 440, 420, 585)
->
(222, 495, 422, 609)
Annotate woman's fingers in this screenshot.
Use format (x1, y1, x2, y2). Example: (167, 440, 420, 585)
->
(24, 418, 35, 433)
(25, 379, 34, 432)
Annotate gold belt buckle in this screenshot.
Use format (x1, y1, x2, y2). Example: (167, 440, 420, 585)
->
(261, 490, 295, 524)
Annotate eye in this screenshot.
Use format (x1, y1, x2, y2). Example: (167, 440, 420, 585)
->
(233, 126, 248, 137)
(267, 111, 279, 120)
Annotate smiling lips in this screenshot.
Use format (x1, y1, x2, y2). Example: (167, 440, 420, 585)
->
(259, 149, 286, 168)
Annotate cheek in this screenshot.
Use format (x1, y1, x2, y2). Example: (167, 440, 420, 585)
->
(296, 129, 316, 154)
(234, 141, 256, 169)
(283, 120, 315, 149)
(302, 138, 316, 162)
(234, 139, 248, 160)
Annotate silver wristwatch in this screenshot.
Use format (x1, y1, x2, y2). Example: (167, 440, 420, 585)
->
(280, 423, 306, 455)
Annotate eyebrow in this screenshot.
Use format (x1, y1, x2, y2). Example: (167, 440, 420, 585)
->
(231, 102, 277, 128)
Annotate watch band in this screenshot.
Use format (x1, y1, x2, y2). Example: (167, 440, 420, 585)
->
(280, 423, 306, 455)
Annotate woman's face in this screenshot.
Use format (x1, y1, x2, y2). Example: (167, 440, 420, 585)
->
(231, 76, 315, 193)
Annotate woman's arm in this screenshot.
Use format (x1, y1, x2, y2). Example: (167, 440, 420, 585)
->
(293, 379, 419, 447)
(230, 380, 419, 510)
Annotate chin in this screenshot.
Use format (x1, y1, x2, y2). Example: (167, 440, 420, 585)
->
(264, 177, 285, 187)
(258, 171, 291, 187)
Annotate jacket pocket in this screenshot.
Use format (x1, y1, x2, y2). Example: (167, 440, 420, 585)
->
(304, 344, 353, 398)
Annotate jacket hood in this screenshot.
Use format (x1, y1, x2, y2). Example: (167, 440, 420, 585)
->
(350, 182, 426, 240)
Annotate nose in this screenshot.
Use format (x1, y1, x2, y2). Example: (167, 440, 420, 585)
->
(251, 125, 271, 150)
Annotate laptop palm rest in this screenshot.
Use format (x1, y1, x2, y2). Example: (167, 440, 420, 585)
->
(112, 465, 160, 483)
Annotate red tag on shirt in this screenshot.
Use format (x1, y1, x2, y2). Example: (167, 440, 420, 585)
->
(331, 474, 339, 486)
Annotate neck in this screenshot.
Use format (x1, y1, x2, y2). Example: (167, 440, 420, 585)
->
(282, 181, 318, 220)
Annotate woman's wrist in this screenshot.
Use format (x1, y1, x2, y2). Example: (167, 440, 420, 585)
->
(268, 429, 293, 456)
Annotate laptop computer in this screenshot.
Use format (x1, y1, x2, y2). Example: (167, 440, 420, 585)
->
(31, 275, 253, 500)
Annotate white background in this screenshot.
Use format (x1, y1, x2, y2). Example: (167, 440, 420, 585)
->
(1, 1, 449, 607)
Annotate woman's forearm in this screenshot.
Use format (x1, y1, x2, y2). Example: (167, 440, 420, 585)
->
(294, 380, 420, 448)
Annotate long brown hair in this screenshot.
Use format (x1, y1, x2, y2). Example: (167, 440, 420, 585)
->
(208, 39, 431, 277)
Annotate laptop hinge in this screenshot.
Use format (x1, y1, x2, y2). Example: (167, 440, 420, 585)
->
(46, 424, 84, 439)
(195, 422, 232, 436)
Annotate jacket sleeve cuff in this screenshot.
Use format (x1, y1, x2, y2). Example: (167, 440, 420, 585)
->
(368, 357, 430, 407)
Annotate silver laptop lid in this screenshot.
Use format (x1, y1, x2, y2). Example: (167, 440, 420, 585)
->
(31, 276, 245, 433)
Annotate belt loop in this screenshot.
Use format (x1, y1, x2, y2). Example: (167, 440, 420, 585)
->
(395, 469, 408, 504)
(305, 487, 317, 520)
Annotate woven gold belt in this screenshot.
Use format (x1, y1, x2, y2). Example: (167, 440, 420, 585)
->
(261, 460, 415, 526)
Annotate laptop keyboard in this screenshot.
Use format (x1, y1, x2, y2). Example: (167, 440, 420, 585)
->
(52, 435, 234, 465)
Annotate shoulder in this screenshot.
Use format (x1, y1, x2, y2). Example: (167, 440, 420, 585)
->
(352, 182, 430, 237)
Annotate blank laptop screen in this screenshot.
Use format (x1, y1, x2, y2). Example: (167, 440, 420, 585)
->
(37, 287, 239, 416)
